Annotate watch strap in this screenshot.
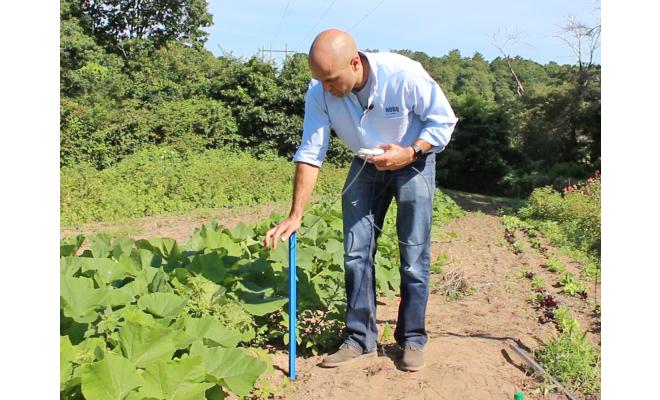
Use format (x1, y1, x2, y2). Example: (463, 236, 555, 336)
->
(411, 144, 423, 160)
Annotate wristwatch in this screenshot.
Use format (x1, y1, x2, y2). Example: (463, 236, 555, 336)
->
(411, 144, 423, 160)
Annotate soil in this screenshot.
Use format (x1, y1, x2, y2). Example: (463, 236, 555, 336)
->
(60, 202, 290, 245)
(60, 199, 601, 400)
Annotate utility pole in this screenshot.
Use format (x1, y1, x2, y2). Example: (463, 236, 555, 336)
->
(259, 43, 296, 64)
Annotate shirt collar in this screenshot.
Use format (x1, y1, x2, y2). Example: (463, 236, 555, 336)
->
(359, 51, 378, 105)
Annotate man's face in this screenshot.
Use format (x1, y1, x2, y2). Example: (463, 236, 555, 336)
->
(310, 57, 358, 98)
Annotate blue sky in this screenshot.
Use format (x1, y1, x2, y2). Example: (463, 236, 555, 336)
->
(203, 0, 601, 65)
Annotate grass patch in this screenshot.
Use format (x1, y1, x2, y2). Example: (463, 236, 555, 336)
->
(61, 145, 348, 225)
(534, 307, 600, 395)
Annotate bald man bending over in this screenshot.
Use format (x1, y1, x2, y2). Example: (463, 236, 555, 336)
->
(264, 29, 458, 372)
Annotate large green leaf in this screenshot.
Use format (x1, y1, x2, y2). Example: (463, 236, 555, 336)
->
(138, 356, 213, 400)
(204, 385, 225, 400)
(60, 234, 85, 258)
(295, 247, 316, 270)
(138, 292, 187, 318)
(89, 232, 113, 259)
(226, 222, 254, 241)
(131, 248, 163, 269)
(148, 269, 173, 293)
(60, 336, 74, 387)
(323, 238, 344, 266)
(217, 233, 243, 258)
(197, 230, 243, 257)
(183, 316, 242, 348)
(79, 257, 132, 286)
(240, 296, 288, 317)
(115, 279, 148, 302)
(60, 337, 108, 392)
(60, 256, 83, 277)
(300, 215, 324, 243)
(76, 337, 107, 359)
(112, 237, 136, 259)
(188, 252, 226, 283)
(235, 258, 276, 289)
(133, 266, 164, 291)
(116, 306, 157, 327)
(60, 276, 108, 323)
(267, 242, 289, 265)
(80, 353, 144, 400)
(136, 237, 182, 263)
(234, 280, 274, 299)
(118, 322, 177, 368)
(106, 284, 140, 306)
(191, 345, 267, 397)
(116, 253, 142, 277)
(375, 255, 400, 297)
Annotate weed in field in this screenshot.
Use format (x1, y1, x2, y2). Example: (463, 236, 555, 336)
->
(511, 241, 524, 255)
(531, 276, 545, 290)
(519, 268, 534, 279)
(504, 283, 515, 294)
(297, 309, 345, 356)
(431, 252, 449, 274)
(559, 272, 588, 297)
(528, 236, 541, 249)
(544, 257, 566, 274)
(380, 322, 395, 344)
(535, 323, 600, 394)
(501, 215, 526, 231)
(438, 230, 459, 242)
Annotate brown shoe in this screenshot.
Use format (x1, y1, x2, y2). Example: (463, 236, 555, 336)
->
(320, 343, 376, 368)
(400, 344, 425, 371)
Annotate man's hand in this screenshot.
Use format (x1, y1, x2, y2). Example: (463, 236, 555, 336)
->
(368, 143, 414, 171)
(263, 216, 302, 249)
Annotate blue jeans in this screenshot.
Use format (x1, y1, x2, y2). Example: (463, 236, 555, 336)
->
(341, 152, 436, 352)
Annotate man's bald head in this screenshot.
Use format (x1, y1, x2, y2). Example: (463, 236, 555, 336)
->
(307, 29, 368, 97)
(308, 29, 358, 74)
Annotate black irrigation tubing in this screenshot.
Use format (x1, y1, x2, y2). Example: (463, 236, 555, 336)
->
(506, 340, 580, 400)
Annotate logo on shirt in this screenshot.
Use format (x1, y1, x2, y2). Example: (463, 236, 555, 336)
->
(384, 105, 403, 119)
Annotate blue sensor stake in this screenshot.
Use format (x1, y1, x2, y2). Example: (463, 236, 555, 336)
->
(288, 233, 297, 380)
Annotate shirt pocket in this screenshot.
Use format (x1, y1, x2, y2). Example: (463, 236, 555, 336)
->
(376, 104, 409, 136)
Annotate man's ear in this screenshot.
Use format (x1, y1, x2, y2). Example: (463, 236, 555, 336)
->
(350, 54, 360, 71)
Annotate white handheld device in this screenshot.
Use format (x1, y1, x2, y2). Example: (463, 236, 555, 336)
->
(358, 147, 385, 157)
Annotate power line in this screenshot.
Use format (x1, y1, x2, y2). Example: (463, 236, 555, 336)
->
(347, 0, 386, 32)
(295, 0, 338, 52)
(273, 0, 294, 44)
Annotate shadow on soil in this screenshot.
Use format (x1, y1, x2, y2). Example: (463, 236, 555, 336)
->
(442, 189, 526, 216)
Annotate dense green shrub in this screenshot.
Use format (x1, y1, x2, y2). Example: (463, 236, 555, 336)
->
(60, 97, 240, 169)
(518, 175, 600, 260)
(61, 146, 349, 225)
(60, 99, 156, 169)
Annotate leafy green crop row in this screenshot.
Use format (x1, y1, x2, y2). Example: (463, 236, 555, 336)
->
(61, 191, 463, 399)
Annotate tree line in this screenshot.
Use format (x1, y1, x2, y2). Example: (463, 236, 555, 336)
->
(60, 0, 600, 197)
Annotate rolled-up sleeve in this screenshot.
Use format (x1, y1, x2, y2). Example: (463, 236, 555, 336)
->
(292, 82, 331, 167)
(408, 72, 458, 153)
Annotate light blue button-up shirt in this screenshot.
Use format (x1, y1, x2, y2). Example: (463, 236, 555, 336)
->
(292, 51, 458, 167)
